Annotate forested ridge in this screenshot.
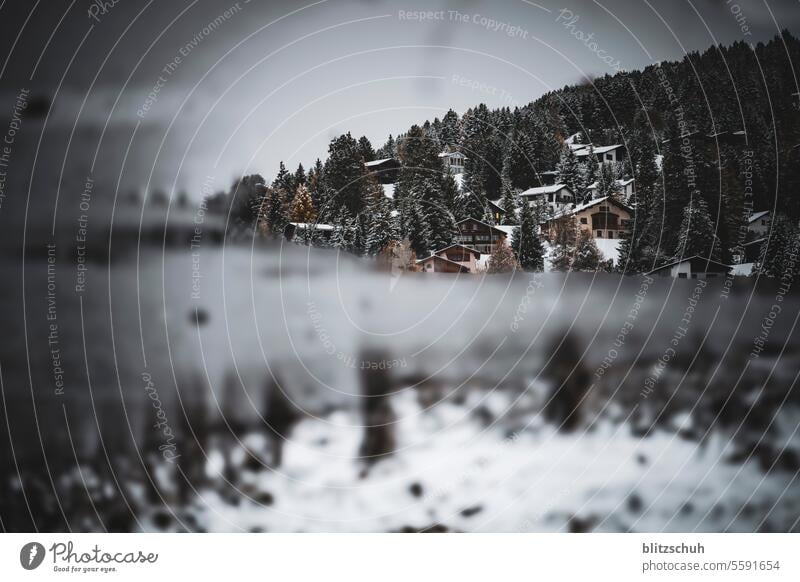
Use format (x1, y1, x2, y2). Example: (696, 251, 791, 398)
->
(210, 31, 800, 275)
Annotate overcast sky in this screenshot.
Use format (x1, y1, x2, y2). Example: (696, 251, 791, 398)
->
(1, 0, 799, 199)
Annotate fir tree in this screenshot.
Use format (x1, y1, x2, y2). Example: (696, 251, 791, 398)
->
(550, 217, 578, 271)
(324, 132, 368, 216)
(572, 229, 604, 271)
(363, 175, 398, 255)
(499, 148, 519, 225)
(757, 215, 800, 280)
(358, 136, 375, 163)
(672, 197, 722, 261)
(294, 163, 306, 187)
(555, 145, 583, 196)
(511, 199, 544, 271)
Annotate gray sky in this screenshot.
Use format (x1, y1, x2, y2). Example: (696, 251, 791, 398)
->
(1, 0, 799, 199)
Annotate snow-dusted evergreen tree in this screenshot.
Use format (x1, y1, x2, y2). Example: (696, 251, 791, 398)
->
(487, 242, 518, 274)
(555, 144, 582, 196)
(358, 136, 375, 163)
(396, 124, 453, 253)
(439, 109, 461, 147)
(331, 207, 357, 251)
(511, 199, 544, 271)
(375, 134, 397, 159)
(363, 175, 398, 256)
(595, 162, 617, 199)
(572, 229, 604, 271)
(272, 161, 295, 203)
(403, 197, 432, 257)
(672, 197, 721, 261)
(499, 149, 519, 225)
(324, 132, 368, 215)
(757, 215, 800, 280)
(307, 158, 326, 211)
(259, 186, 287, 238)
(289, 184, 317, 223)
(550, 216, 578, 271)
(578, 147, 598, 200)
(294, 163, 306, 187)
(505, 127, 538, 191)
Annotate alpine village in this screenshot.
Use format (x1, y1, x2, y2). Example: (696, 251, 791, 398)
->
(201, 32, 800, 282)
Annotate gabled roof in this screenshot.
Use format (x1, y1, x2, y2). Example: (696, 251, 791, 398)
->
(748, 210, 770, 223)
(288, 222, 334, 231)
(438, 151, 466, 159)
(572, 144, 624, 156)
(364, 157, 398, 167)
(455, 217, 508, 235)
(646, 255, 731, 275)
(433, 243, 481, 258)
(519, 184, 574, 197)
(544, 196, 632, 222)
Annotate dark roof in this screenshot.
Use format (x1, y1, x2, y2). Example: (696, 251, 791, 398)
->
(646, 255, 731, 275)
(433, 243, 481, 258)
(455, 217, 507, 235)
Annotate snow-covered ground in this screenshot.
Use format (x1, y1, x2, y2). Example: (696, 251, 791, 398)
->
(3, 245, 799, 532)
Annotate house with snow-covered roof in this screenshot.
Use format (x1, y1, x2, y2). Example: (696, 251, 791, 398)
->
(438, 150, 467, 174)
(748, 210, 771, 237)
(519, 184, 575, 214)
(364, 157, 400, 184)
(417, 243, 481, 274)
(454, 218, 508, 255)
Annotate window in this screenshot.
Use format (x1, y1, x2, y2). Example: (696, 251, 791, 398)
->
(597, 231, 603, 238)
(762, 220, 767, 225)
(678, 273, 687, 279)
(608, 232, 614, 239)
(606, 153, 613, 161)
(580, 217, 587, 224)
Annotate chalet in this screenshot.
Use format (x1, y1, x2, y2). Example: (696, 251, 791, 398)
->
(647, 255, 731, 279)
(454, 218, 508, 254)
(364, 157, 400, 184)
(284, 222, 334, 243)
(574, 196, 631, 240)
(417, 254, 470, 273)
(538, 170, 559, 186)
(487, 199, 505, 224)
(519, 184, 575, 214)
(417, 244, 481, 273)
(438, 151, 466, 174)
(748, 210, 770, 236)
(571, 144, 627, 165)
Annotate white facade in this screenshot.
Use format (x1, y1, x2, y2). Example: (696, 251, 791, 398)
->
(439, 151, 466, 174)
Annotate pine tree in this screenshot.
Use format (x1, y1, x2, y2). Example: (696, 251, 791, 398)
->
(511, 199, 544, 271)
(572, 229, 604, 271)
(307, 159, 326, 211)
(550, 216, 578, 271)
(324, 132, 368, 216)
(272, 161, 295, 203)
(358, 136, 375, 162)
(294, 163, 306, 187)
(672, 197, 722, 261)
(757, 215, 799, 280)
(439, 109, 461, 147)
(402, 197, 432, 257)
(331, 207, 357, 251)
(595, 162, 617, 199)
(363, 175, 398, 255)
(289, 184, 317, 223)
(259, 186, 287, 238)
(555, 145, 582, 196)
(499, 147, 519, 225)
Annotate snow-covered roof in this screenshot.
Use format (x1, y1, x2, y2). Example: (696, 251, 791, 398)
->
(364, 157, 396, 167)
(289, 222, 334, 231)
(574, 144, 623, 157)
(438, 151, 466, 159)
(748, 210, 770, 224)
(646, 255, 731, 275)
(544, 196, 632, 222)
(519, 184, 573, 197)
